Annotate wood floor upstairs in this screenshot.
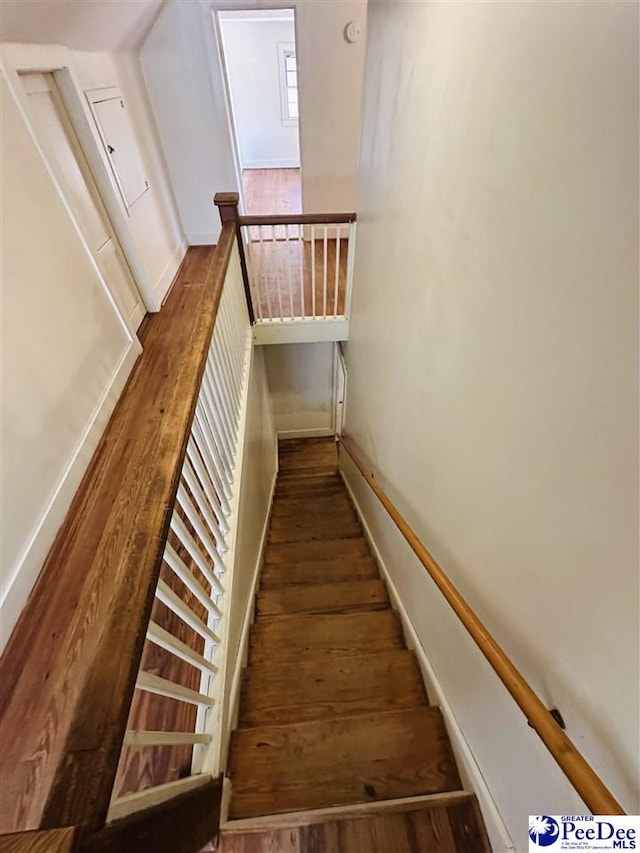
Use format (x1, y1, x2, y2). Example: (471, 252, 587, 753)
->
(222, 438, 491, 852)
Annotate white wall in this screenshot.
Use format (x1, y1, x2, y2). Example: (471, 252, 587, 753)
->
(219, 13, 300, 170)
(293, 0, 366, 213)
(140, 0, 238, 244)
(264, 343, 335, 436)
(72, 50, 186, 304)
(140, 0, 366, 240)
(344, 1, 639, 849)
(0, 73, 139, 650)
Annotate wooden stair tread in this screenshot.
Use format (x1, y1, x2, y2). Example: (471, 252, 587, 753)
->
(271, 496, 355, 518)
(240, 649, 427, 726)
(228, 707, 461, 819)
(256, 578, 389, 616)
(267, 518, 363, 544)
(219, 793, 491, 853)
(260, 555, 379, 588)
(265, 537, 370, 565)
(269, 505, 358, 530)
(249, 610, 403, 662)
(275, 477, 344, 493)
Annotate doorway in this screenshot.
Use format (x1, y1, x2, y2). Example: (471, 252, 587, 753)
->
(20, 72, 146, 331)
(217, 9, 302, 216)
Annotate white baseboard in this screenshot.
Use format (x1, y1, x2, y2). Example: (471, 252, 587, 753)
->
(0, 340, 141, 653)
(340, 468, 516, 853)
(218, 470, 277, 822)
(276, 427, 335, 439)
(153, 241, 187, 308)
(242, 160, 300, 170)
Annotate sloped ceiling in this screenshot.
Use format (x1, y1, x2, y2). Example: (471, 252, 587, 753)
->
(0, 0, 165, 51)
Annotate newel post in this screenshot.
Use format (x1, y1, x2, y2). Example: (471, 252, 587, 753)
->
(213, 192, 255, 324)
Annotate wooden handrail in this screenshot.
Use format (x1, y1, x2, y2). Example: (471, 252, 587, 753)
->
(238, 212, 357, 226)
(338, 435, 625, 816)
(0, 226, 236, 834)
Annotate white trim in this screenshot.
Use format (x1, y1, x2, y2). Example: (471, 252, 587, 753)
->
(154, 241, 186, 306)
(276, 427, 334, 439)
(339, 463, 516, 853)
(219, 11, 295, 24)
(0, 341, 140, 653)
(123, 731, 212, 747)
(107, 775, 211, 823)
(241, 158, 300, 169)
(198, 333, 256, 776)
(209, 8, 247, 213)
(223, 471, 276, 749)
(222, 791, 474, 833)
(217, 467, 276, 826)
(253, 318, 349, 345)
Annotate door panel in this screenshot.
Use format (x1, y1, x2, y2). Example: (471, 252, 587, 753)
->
(21, 73, 145, 330)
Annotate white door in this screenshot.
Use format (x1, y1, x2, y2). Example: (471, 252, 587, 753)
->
(334, 343, 347, 436)
(21, 73, 146, 331)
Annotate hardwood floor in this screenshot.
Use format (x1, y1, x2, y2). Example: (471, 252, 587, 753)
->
(242, 168, 301, 216)
(225, 438, 489, 850)
(241, 168, 349, 320)
(245, 235, 348, 319)
(219, 796, 490, 853)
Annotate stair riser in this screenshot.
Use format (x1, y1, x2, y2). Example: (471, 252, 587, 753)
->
(257, 578, 389, 616)
(260, 557, 380, 588)
(270, 499, 356, 518)
(265, 538, 370, 565)
(267, 521, 363, 544)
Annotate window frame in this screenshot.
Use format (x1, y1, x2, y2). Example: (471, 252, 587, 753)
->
(277, 42, 299, 126)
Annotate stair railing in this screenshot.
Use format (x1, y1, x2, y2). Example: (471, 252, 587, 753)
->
(214, 193, 357, 339)
(0, 204, 251, 852)
(338, 435, 625, 817)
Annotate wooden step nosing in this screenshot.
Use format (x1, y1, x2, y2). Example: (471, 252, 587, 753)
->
(220, 790, 473, 834)
(230, 703, 440, 740)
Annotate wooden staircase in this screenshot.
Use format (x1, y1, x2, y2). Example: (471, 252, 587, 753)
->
(220, 438, 491, 852)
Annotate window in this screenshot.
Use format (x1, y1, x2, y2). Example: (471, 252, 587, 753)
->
(278, 43, 299, 125)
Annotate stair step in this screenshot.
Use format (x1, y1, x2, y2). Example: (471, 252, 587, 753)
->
(256, 578, 389, 617)
(240, 649, 427, 726)
(267, 518, 362, 544)
(271, 495, 355, 518)
(269, 505, 358, 530)
(228, 706, 461, 819)
(275, 475, 344, 493)
(220, 792, 491, 853)
(278, 456, 338, 471)
(260, 555, 380, 588)
(265, 537, 370, 565)
(249, 610, 403, 662)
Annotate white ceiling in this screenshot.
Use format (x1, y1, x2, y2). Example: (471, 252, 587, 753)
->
(0, 0, 165, 52)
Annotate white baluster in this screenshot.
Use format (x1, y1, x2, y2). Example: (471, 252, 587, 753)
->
(334, 225, 341, 317)
(323, 225, 328, 319)
(311, 224, 316, 317)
